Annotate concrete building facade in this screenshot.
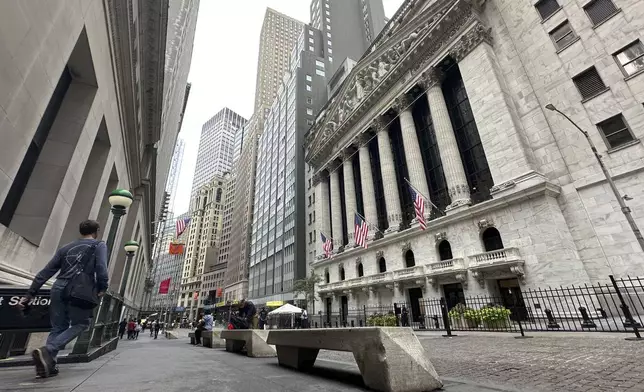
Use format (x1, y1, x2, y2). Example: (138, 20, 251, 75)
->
(166, 138, 185, 213)
(306, 0, 644, 316)
(0, 0, 181, 314)
(191, 108, 246, 196)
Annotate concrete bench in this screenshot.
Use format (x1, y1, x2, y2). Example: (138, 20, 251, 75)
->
(266, 328, 442, 392)
(188, 332, 196, 345)
(202, 330, 224, 348)
(220, 330, 276, 357)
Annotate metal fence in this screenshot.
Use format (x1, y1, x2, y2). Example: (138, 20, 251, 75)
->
(315, 275, 644, 339)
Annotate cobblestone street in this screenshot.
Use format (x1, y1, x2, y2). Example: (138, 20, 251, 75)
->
(317, 332, 644, 392)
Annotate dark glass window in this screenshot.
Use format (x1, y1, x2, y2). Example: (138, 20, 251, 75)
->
(405, 250, 415, 268)
(378, 257, 387, 273)
(357, 263, 364, 277)
(482, 228, 504, 251)
(572, 67, 607, 100)
(614, 40, 644, 76)
(325, 270, 330, 283)
(438, 241, 453, 261)
(535, 0, 560, 20)
(339, 267, 345, 281)
(597, 114, 635, 149)
(549, 21, 577, 51)
(584, 0, 619, 26)
(442, 67, 493, 204)
(412, 93, 449, 214)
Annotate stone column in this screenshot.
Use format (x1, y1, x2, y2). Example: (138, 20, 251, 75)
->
(374, 118, 402, 233)
(341, 150, 358, 247)
(314, 173, 331, 256)
(451, 24, 534, 186)
(329, 161, 344, 250)
(393, 94, 432, 222)
(420, 68, 471, 211)
(357, 134, 378, 241)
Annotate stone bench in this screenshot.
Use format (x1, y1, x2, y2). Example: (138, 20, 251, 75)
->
(220, 330, 276, 358)
(202, 330, 225, 348)
(266, 328, 442, 392)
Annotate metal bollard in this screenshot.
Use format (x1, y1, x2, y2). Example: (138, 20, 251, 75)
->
(545, 309, 560, 329)
(578, 306, 597, 328)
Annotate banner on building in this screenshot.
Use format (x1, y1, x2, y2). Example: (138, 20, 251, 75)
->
(193, 292, 199, 300)
(158, 278, 171, 294)
(169, 242, 185, 255)
(216, 288, 223, 298)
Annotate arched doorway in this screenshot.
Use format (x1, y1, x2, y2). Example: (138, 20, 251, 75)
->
(438, 240, 453, 261)
(405, 250, 415, 268)
(357, 263, 364, 277)
(482, 227, 504, 251)
(378, 257, 387, 273)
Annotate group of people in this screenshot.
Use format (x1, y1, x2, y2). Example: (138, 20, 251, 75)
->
(117, 318, 163, 340)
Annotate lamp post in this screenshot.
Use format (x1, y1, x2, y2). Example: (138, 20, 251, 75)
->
(119, 240, 140, 297)
(545, 104, 644, 253)
(106, 189, 134, 261)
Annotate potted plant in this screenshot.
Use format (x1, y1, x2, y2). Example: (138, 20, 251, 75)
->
(479, 305, 511, 329)
(448, 303, 471, 328)
(367, 313, 398, 327)
(462, 308, 481, 328)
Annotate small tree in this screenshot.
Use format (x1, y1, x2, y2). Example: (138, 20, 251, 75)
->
(293, 272, 322, 314)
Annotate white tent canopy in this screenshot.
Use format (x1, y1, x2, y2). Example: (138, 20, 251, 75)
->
(268, 303, 303, 315)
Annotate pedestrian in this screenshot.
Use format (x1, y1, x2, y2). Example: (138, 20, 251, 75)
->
(150, 320, 156, 337)
(301, 307, 309, 329)
(154, 319, 161, 339)
(18, 220, 108, 378)
(127, 319, 136, 339)
(401, 306, 410, 327)
(194, 313, 205, 344)
(258, 307, 268, 330)
(118, 318, 127, 339)
(142, 320, 147, 333)
(135, 321, 142, 339)
(238, 299, 256, 329)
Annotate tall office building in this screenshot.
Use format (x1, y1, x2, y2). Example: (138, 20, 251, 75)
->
(253, 8, 305, 115)
(223, 9, 306, 301)
(166, 138, 185, 213)
(310, 0, 386, 77)
(191, 108, 247, 196)
(151, 211, 189, 309)
(248, 25, 330, 304)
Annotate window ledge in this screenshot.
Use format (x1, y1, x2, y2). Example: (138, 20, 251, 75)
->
(581, 87, 610, 103)
(591, 9, 622, 30)
(625, 69, 644, 82)
(607, 139, 641, 154)
(540, 7, 563, 24)
(556, 37, 581, 54)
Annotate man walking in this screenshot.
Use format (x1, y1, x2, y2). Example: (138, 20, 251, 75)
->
(19, 220, 108, 378)
(118, 318, 127, 339)
(154, 320, 161, 339)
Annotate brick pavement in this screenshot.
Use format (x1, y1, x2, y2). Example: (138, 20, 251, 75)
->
(317, 332, 644, 392)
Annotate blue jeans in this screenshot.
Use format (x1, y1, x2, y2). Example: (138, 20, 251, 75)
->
(46, 280, 92, 361)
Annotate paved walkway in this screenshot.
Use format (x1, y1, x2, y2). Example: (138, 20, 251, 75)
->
(0, 331, 642, 392)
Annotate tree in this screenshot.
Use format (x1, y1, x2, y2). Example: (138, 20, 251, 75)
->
(293, 272, 322, 314)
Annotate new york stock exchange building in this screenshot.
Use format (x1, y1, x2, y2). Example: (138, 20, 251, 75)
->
(304, 0, 644, 318)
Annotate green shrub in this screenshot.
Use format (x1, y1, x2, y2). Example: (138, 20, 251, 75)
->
(479, 305, 511, 322)
(367, 313, 397, 327)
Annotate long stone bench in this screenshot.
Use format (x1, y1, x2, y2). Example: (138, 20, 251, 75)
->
(266, 327, 442, 392)
(220, 330, 276, 357)
(202, 330, 225, 348)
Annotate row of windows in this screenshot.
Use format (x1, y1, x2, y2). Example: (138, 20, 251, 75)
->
(536, 0, 619, 26)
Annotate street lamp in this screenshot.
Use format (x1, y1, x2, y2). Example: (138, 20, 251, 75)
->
(119, 240, 140, 297)
(106, 189, 134, 261)
(545, 104, 644, 252)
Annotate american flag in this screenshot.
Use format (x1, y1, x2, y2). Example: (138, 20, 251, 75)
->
(354, 213, 369, 248)
(321, 232, 333, 258)
(176, 217, 191, 238)
(408, 184, 426, 230)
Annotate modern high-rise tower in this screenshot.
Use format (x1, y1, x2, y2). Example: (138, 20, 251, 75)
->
(191, 108, 247, 196)
(310, 0, 386, 77)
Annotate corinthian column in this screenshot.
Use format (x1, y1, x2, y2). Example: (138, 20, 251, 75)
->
(341, 150, 357, 247)
(329, 161, 344, 250)
(314, 172, 331, 257)
(393, 94, 432, 222)
(374, 118, 402, 233)
(358, 133, 378, 241)
(420, 68, 471, 211)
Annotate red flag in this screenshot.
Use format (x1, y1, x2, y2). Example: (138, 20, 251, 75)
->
(193, 292, 199, 300)
(169, 242, 184, 255)
(158, 278, 171, 294)
(216, 288, 223, 298)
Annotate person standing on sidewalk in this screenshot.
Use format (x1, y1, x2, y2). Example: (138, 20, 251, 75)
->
(118, 318, 127, 339)
(18, 220, 108, 378)
(154, 320, 161, 339)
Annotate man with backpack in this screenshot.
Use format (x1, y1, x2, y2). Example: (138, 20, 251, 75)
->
(18, 220, 108, 378)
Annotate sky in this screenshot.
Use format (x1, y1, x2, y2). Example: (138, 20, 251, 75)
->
(173, 0, 406, 214)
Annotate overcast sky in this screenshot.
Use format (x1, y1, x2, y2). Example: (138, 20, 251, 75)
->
(173, 0, 405, 214)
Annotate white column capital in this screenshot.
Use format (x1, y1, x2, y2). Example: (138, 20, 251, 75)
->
(372, 116, 389, 133)
(391, 94, 414, 113)
(419, 67, 445, 89)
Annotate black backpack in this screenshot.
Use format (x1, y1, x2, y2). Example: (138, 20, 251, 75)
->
(63, 242, 100, 309)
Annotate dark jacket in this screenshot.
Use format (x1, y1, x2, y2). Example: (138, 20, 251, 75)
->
(119, 320, 127, 331)
(28, 239, 109, 297)
(239, 302, 256, 321)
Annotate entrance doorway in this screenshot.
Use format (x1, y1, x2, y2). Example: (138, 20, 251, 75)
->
(325, 297, 332, 326)
(340, 296, 348, 326)
(498, 278, 527, 321)
(443, 283, 465, 311)
(408, 287, 423, 323)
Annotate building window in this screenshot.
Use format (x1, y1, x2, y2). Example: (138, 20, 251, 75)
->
(572, 67, 607, 100)
(327, 40, 332, 47)
(584, 0, 619, 26)
(306, 97, 313, 104)
(597, 114, 635, 149)
(307, 108, 313, 115)
(309, 37, 314, 44)
(308, 29, 314, 35)
(549, 21, 577, 51)
(329, 57, 333, 63)
(307, 119, 314, 126)
(482, 228, 504, 252)
(535, 0, 560, 20)
(306, 75, 312, 82)
(378, 257, 386, 273)
(315, 60, 325, 68)
(614, 40, 644, 77)
(306, 85, 312, 91)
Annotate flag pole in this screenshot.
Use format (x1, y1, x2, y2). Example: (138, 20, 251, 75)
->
(354, 210, 384, 235)
(404, 178, 444, 216)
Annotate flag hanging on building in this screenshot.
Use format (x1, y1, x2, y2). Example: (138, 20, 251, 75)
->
(176, 217, 191, 238)
(193, 292, 199, 300)
(354, 213, 369, 248)
(321, 232, 333, 258)
(408, 183, 427, 230)
(158, 278, 171, 294)
(168, 242, 185, 255)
